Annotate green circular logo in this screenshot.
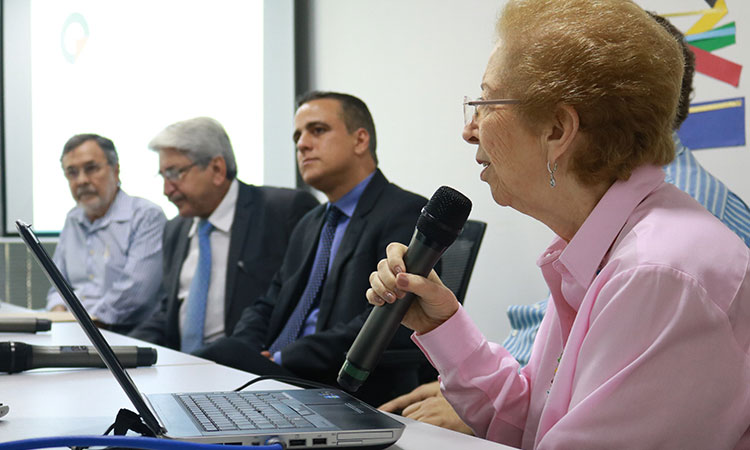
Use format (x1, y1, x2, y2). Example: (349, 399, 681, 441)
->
(61, 13, 89, 64)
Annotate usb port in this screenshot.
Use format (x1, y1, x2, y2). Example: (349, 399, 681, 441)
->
(312, 438, 327, 445)
(288, 439, 306, 447)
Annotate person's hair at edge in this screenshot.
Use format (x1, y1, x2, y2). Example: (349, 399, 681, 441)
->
(496, 0, 684, 186)
(61, 134, 119, 167)
(148, 117, 238, 180)
(296, 91, 378, 165)
(647, 11, 696, 130)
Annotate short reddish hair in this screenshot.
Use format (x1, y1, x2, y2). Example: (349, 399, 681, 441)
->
(496, 0, 683, 185)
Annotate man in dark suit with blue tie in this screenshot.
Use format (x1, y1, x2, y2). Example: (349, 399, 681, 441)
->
(130, 117, 319, 351)
(195, 92, 430, 405)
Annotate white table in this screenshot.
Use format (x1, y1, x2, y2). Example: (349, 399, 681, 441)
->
(0, 311, 512, 448)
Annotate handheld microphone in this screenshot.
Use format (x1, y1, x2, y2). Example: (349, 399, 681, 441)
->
(0, 318, 52, 333)
(0, 341, 158, 373)
(338, 186, 472, 392)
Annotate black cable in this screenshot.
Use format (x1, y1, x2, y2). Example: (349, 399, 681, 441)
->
(0, 436, 283, 450)
(233, 374, 336, 392)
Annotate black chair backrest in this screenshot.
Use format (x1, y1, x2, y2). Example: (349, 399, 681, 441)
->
(439, 219, 487, 304)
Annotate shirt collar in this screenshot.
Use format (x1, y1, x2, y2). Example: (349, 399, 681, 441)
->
(538, 164, 666, 295)
(329, 171, 375, 218)
(189, 178, 239, 236)
(672, 131, 685, 157)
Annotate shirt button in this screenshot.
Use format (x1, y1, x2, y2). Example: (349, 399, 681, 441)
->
(89, 274, 94, 280)
(90, 250, 95, 256)
(511, 330, 519, 337)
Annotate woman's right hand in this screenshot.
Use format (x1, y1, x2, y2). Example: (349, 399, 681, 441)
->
(366, 242, 460, 335)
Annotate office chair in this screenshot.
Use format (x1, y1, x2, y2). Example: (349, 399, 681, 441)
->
(438, 219, 487, 305)
(376, 219, 488, 390)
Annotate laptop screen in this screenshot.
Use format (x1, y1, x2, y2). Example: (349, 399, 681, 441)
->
(16, 220, 166, 435)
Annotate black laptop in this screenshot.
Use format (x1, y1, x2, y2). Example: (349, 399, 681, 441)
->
(17, 220, 404, 448)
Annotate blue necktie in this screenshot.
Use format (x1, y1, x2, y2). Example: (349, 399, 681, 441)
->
(181, 219, 213, 353)
(268, 206, 343, 354)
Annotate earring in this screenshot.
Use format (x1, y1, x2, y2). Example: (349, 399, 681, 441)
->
(547, 161, 558, 188)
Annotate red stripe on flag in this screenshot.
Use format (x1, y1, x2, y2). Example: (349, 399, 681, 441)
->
(689, 44, 742, 87)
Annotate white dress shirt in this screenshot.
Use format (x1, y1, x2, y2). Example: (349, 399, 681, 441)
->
(178, 179, 238, 344)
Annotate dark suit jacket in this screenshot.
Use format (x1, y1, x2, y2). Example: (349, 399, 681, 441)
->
(199, 170, 431, 405)
(130, 181, 319, 349)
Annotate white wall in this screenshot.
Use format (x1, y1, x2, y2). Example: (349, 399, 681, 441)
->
(306, 0, 750, 343)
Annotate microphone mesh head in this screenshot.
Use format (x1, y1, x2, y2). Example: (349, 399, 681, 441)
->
(417, 186, 472, 246)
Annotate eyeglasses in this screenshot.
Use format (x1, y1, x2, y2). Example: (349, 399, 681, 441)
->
(64, 162, 105, 180)
(463, 96, 521, 125)
(158, 162, 198, 182)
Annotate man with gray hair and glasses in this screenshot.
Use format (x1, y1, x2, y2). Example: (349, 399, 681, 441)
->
(48, 133, 166, 332)
(130, 117, 318, 352)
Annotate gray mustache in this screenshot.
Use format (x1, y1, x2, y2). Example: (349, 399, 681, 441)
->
(169, 193, 185, 203)
(76, 187, 97, 198)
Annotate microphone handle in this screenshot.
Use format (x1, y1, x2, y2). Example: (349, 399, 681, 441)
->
(0, 318, 52, 333)
(344, 233, 445, 377)
(31, 345, 152, 369)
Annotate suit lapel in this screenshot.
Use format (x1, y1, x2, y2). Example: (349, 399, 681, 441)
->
(167, 219, 192, 344)
(316, 170, 387, 328)
(225, 182, 253, 309)
(269, 206, 326, 337)
(170, 220, 192, 301)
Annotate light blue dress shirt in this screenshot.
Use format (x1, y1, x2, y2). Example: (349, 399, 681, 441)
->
(664, 135, 750, 247)
(46, 189, 166, 326)
(503, 133, 750, 366)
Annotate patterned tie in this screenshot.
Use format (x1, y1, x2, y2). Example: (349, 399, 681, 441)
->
(268, 206, 343, 354)
(181, 219, 213, 353)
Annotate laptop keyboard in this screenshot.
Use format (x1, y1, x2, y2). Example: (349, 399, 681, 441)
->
(177, 392, 332, 432)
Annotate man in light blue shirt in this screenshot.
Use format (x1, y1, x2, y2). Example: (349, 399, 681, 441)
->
(47, 134, 166, 331)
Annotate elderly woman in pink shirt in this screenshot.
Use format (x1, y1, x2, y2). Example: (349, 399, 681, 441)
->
(367, 0, 750, 448)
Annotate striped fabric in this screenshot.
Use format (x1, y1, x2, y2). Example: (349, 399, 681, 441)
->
(664, 135, 750, 247)
(501, 299, 548, 366)
(664, 139, 728, 221)
(504, 133, 750, 366)
(724, 193, 750, 247)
